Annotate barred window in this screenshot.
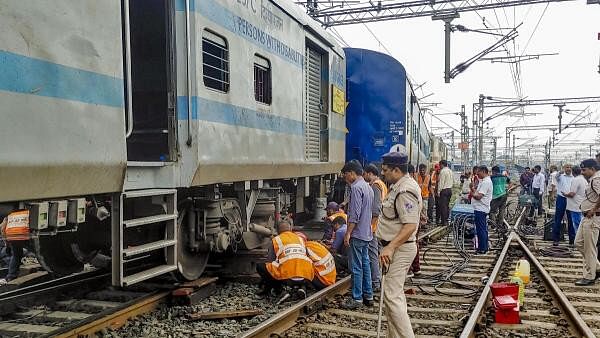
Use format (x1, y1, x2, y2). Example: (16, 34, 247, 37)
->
(254, 55, 272, 104)
(202, 30, 229, 92)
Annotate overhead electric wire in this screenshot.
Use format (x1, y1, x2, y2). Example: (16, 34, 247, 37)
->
(520, 2, 550, 56)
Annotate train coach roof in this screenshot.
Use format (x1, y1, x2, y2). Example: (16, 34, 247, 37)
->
(269, 0, 344, 58)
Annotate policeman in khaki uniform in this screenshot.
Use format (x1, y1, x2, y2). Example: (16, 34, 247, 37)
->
(377, 151, 422, 338)
(574, 159, 600, 286)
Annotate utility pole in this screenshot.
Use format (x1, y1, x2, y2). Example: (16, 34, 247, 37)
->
(433, 14, 460, 83)
(459, 104, 468, 171)
(512, 134, 516, 165)
(554, 104, 565, 133)
(450, 130, 455, 162)
(492, 138, 497, 165)
(472, 105, 477, 166)
(478, 94, 485, 164)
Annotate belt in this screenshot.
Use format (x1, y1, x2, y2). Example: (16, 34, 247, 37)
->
(380, 240, 415, 247)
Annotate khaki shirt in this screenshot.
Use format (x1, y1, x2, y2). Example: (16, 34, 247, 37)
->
(581, 171, 600, 212)
(376, 175, 422, 242)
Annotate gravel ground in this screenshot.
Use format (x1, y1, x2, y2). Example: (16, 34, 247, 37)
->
(104, 282, 296, 338)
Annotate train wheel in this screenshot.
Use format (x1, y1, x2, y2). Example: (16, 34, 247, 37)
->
(33, 233, 84, 276)
(174, 209, 209, 281)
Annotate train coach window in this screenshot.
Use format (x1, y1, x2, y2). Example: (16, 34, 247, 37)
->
(202, 30, 229, 92)
(254, 55, 272, 104)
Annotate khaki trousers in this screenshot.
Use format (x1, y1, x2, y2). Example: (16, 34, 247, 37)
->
(383, 242, 417, 338)
(574, 215, 600, 280)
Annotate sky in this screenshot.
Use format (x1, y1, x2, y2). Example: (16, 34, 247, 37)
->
(318, 1, 600, 165)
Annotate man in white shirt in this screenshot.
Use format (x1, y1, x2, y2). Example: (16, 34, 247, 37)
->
(437, 160, 453, 227)
(530, 165, 546, 217)
(564, 166, 587, 247)
(554, 164, 574, 246)
(470, 166, 493, 254)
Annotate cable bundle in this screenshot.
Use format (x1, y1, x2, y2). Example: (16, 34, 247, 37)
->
(412, 214, 503, 298)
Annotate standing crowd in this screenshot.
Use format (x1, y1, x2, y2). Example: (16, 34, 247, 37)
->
(257, 149, 456, 337)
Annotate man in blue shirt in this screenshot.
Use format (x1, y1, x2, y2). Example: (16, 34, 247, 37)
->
(341, 161, 374, 309)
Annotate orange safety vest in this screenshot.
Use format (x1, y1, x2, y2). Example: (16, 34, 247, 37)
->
(417, 174, 430, 198)
(305, 241, 337, 286)
(3, 210, 30, 241)
(327, 211, 348, 223)
(266, 232, 314, 281)
(371, 179, 388, 232)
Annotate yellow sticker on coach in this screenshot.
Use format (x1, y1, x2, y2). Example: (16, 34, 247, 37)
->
(332, 85, 345, 115)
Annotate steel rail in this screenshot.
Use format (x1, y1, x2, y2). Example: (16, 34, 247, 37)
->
(52, 290, 171, 338)
(515, 235, 596, 338)
(240, 276, 351, 338)
(460, 207, 526, 337)
(0, 270, 109, 315)
(459, 231, 515, 338)
(420, 225, 449, 240)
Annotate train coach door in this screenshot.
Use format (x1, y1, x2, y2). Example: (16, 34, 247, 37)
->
(304, 43, 329, 162)
(124, 0, 177, 162)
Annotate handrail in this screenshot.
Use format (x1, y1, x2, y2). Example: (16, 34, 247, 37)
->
(123, 0, 134, 138)
(185, 0, 193, 146)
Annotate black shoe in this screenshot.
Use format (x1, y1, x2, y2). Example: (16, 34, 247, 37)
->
(596, 271, 600, 280)
(475, 250, 488, 255)
(575, 278, 595, 286)
(552, 241, 559, 247)
(363, 298, 374, 307)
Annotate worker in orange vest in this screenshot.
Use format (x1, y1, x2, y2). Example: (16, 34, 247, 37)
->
(256, 219, 314, 297)
(322, 202, 347, 245)
(0, 210, 30, 285)
(306, 241, 337, 290)
(364, 164, 388, 292)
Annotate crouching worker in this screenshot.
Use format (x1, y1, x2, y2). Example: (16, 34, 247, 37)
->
(256, 219, 314, 296)
(0, 210, 30, 285)
(306, 241, 337, 290)
(329, 217, 349, 271)
(322, 202, 347, 245)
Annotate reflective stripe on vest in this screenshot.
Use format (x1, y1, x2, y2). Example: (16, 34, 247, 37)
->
(267, 232, 314, 281)
(4, 210, 30, 241)
(306, 241, 336, 285)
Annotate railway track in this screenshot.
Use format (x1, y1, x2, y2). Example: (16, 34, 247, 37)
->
(527, 234, 600, 337)
(241, 215, 598, 338)
(0, 269, 172, 338)
(3, 210, 598, 338)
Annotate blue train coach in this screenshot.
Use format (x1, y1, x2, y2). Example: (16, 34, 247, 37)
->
(344, 48, 431, 166)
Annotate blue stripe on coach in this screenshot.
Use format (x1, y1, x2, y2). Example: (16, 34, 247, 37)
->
(177, 96, 346, 140)
(177, 96, 303, 136)
(0, 50, 124, 108)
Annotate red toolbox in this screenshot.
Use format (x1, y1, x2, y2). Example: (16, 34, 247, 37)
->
(493, 295, 520, 324)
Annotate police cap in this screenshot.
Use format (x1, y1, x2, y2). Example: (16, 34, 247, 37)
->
(382, 151, 409, 167)
(580, 159, 600, 170)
